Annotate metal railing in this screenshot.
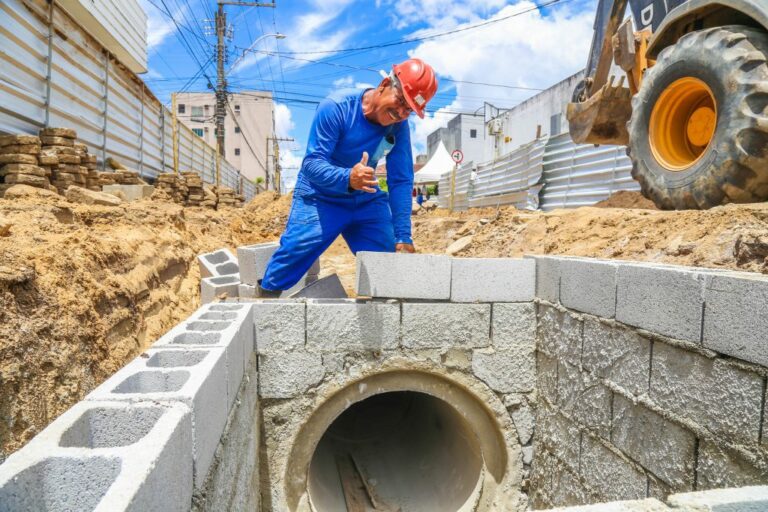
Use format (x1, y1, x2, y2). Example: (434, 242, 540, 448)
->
(0, 0, 256, 200)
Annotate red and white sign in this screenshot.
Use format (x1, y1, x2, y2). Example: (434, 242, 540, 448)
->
(451, 149, 464, 164)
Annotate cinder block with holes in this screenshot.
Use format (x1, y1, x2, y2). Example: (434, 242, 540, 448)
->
(197, 248, 239, 278)
(201, 274, 240, 304)
(0, 400, 192, 511)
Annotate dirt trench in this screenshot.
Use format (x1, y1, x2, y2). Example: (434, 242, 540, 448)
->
(1, 189, 767, 460)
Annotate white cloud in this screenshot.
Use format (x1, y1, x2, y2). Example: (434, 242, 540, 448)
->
(140, 0, 186, 50)
(404, 0, 595, 153)
(274, 103, 295, 138)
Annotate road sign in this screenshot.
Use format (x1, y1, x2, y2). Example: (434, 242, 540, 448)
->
(451, 149, 463, 164)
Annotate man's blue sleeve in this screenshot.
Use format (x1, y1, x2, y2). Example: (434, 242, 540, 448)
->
(386, 122, 414, 244)
(302, 99, 351, 195)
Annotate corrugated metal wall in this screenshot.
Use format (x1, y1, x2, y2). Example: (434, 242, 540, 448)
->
(539, 133, 638, 210)
(0, 0, 255, 200)
(436, 133, 638, 212)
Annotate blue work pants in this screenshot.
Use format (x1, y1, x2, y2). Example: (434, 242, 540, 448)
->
(261, 193, 396, 291)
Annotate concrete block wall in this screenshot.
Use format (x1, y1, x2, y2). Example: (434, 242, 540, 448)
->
(0, 301, 258, 510)
(1, 251, 767, 512)
(529, 255, 768, 510)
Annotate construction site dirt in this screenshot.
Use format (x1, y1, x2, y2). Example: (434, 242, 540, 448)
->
(1, 187, 767, 461)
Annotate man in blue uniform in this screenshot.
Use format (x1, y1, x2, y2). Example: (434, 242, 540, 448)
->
(258, 58, 438, 296)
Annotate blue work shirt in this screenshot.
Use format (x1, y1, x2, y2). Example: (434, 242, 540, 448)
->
(293, 90, 415, 244)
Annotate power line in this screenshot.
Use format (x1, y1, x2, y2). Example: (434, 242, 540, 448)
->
(260, 0, 570, 55)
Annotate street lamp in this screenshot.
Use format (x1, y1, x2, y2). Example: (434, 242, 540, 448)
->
(228, 32, 286, 74)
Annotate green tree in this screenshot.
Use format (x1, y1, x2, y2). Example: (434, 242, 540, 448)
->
(377, 177, 389, 192)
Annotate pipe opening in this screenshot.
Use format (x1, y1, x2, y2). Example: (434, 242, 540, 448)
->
(307, 391, 484, 512)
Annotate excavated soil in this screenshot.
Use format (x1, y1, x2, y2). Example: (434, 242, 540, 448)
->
(1, 189, 767, 459)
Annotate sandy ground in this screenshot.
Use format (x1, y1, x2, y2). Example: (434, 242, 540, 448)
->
(0, 187, 766, 459)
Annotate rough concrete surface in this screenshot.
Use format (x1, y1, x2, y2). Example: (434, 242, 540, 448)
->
(581, 319, 650, 396)
(306, 300, 400, 352)
(611, 394, 696, 491)
(649, 341, 763, 444)
(253, 301, 305, 354)
(492, 302, 537, 351)
(402, 302, 491, 348)
(258, 351, 325, 399)
(559, 258, 618, 318)
(473, 346, 536, 393)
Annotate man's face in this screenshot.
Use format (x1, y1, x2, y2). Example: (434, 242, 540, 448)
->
(373, 79, 413, 126)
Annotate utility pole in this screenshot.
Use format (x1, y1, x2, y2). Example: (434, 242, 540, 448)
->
(212, 1, 276, 160)
(266, 136, 293, 192)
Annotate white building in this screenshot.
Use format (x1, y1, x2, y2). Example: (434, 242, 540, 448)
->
(485, 71, 585, 158)
(427, 113, 485, 165)
(175, 91, 275, 186)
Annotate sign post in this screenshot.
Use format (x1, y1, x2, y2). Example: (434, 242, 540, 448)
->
(449, 149, 463, 211)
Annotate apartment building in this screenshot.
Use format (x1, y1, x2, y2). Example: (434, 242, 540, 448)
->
(175, 91, 274, 185)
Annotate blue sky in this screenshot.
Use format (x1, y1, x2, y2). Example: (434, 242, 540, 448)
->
(140, 0, 598, 172)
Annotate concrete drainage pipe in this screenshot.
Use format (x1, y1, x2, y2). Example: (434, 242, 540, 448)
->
(285, 371, 510, 512)
(308, 392, 484, 511)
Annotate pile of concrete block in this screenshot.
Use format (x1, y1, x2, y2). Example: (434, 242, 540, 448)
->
(40, 128, 89, 194)
(198, 249, 240, 303)
(201, 185, 217, 208)
(182, 172, 204, 206)
(0, 134, 53, 193)
(154, 173, 189, 204)
(214, 186, 242, 208)
(77, 144, 100, 191)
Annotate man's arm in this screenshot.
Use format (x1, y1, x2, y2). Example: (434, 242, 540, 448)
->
(385, 122, 415, 246)
(302, 99, 353, 194)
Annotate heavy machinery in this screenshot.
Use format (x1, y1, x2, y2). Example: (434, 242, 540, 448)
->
(568, 0, 768, 209)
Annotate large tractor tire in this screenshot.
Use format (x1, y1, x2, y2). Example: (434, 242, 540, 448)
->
(627, 26, 768, 209)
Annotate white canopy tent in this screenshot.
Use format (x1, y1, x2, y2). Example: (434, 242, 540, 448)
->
(413, 141, 455, 184)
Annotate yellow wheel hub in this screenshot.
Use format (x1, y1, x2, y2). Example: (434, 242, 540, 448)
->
(649, 77, 717, 171)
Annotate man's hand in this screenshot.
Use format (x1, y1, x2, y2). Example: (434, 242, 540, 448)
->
(396, 243, 415, 253)
(349, 152, 378, 193)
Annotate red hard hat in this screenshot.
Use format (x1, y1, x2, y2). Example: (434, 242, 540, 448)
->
(392, 58, 438, 119)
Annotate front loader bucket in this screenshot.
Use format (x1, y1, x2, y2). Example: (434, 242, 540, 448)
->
(567, 78, 632, 145)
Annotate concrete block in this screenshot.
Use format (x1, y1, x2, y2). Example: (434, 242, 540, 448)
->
(612, 394, 695, 490)
(290, 273, 347, 299)
(102, 184, 154, 202)
(526, 254, 560, 303)
(560, 258, 618, 318)
(505, 395, 535, 445)
(0, 401, 192, 512)
(197, 248, 238, 278)
(696, 440, 768, 489)
(239, 282, 257, 298)
(492, 302, 536, 351)
(537, 351, 558, 401)
(281, 272, 318, 298)
(536, 403, 581, 472)
(258, 351, 325, 399)
(650, 341, 763, 444)
(580, 435, 647, 502)
(85, 347, 228, 488)
(306, 300, 399, 352)
(703, 272, 768, 367)
(472, 347, 535, 393)
(450, 258, 535, 302)
(201, 274, 240, 304)
(557, 361, 611, 438)
(402, 303, 490, 349)
(237, 242, 279, 285)
(668, 486, 768, 511)
(616, 263, 706, 342)
(154, 303, 253, 411)
(253, 301, 305, 354)
(537, 304, 583, 364)
(356, 251, 451, 299)
(582, 319, 650, 396)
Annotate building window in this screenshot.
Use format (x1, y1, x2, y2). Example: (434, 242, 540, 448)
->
(192, 128, 203, 137)
(235, 126, 241, 134)
(204, 126, 209, 133)
(204, 105, 210, 113)
(234, 148, 240, 156)
(550, 113, 562, 136)
(191, 106, 204, 120)
(234, 104, 240, 114)
(470, 129, 477, 138)
(178, 104, 185, 114)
